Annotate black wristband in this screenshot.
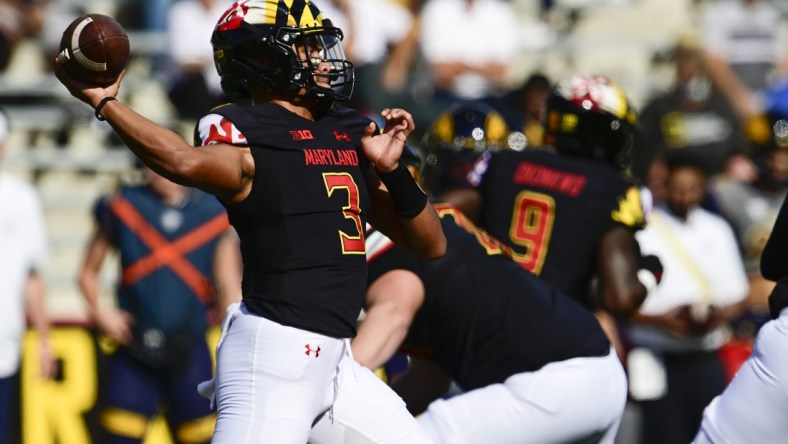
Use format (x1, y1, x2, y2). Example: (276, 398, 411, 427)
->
(94, 96, 117, 121)
(377, 162, 428, 219)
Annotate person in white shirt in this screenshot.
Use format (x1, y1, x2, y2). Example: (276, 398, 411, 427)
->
(0, 108, 56, 441)
(624, 157, 749, 444)
(419, 0, 521, 105)
(166, 0, 229, 120)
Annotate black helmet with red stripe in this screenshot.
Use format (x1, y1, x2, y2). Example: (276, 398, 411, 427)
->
(211, 0, 354, 102)
(545, 74, 638, 171)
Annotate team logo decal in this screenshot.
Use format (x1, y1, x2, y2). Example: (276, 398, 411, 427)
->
(611, 187, 645, 228)
(215, 0, 325, 31)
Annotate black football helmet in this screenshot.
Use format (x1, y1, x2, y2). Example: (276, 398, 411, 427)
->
(211, 0, 354, 102)
(545, 74, 638, 170)
(423, 102, 525, 196)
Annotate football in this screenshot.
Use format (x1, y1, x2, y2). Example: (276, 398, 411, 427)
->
(57, 14, 130, 86)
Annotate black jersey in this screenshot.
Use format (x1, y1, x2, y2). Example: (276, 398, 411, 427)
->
(211, 103, 375, 338)
(468, 149, 646, 309)
(366, 203, 610, 391)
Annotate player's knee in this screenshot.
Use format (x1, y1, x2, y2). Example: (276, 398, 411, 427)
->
(174, 414, 216, 444)
(99, 407, 148, 439)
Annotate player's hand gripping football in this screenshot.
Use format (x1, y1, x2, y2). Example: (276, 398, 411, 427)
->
(361, 108, 415, 173)
(53, 56, 125, 110)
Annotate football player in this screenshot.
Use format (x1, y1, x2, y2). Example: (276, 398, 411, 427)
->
(443, 75, 658, 327)
(54, 0, 446, 442)
(311, 198, 627, 443)
(693, 180, 788, 443)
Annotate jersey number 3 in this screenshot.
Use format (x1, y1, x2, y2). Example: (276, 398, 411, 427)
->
(509, 191, 555, 274)
(323, 173, 365, 254)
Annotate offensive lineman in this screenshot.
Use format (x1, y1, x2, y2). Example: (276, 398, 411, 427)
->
(311, 200, 627, 443)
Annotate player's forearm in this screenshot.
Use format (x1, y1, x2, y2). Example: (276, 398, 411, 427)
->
(78, 270, 103, 321)
(353, 302, 412, 369)
(398, 204, 446, 260)
(94, 99, 199, 184)
(214, 232, 243, 312)
(374, 165, 447, 259)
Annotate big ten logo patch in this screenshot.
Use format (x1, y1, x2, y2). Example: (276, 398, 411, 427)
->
(20, 326, 221, 444)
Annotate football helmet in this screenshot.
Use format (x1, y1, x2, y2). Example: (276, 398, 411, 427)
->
(423, 102, 525, 196)
(211, 0, 354, 102)
(545, 74, 637, 170)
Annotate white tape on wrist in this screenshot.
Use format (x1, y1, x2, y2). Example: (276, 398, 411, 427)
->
(637, 269, 658, 293)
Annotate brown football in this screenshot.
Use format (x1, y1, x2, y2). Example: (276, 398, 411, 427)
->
(58, 14, 130, 86)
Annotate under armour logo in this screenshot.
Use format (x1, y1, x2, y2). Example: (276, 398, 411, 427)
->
(333, 131, 351, 142)
(305, 344, 321, 357)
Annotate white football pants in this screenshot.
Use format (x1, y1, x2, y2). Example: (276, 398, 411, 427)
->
(693, 308, 788, 444)
(207, 302, 433, 444)
(312, 348, 627, 444)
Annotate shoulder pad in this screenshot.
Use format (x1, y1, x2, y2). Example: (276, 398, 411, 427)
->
(195, 113, 248, 146)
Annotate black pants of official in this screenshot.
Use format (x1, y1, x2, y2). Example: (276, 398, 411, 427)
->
(638, 350, 727, 444)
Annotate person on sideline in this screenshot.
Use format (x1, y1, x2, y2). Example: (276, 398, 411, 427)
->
(78, 164, 240, 443)
(0, 108, 56, 441)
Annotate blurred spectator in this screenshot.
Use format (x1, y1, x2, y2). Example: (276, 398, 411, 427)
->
(419, 0, 521, 108)
(166, 0, 228, 121)
(27, 0, 80, 68)
(699, 0, 788, 122)
(344, 0, 420, 114)
(320, 0, 436, 136)
(625, 158, 749, 444)
(0, 108, 56, 440)
(77, 165, 240, 443)
(500, 72, 551, 148)
(0, 0, 23, 71)
(634, 33, 752, 199)
(711, 105, 788, 336)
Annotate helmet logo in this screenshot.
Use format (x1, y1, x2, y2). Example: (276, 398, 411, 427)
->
(215, 1, 250, 31)
(561, 74, 630, 120)
(216, 0, 325, 30)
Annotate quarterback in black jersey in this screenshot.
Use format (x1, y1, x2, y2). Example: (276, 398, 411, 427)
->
(54, 0, 445, 442)
(311, 203, 627, 443)
(445, 76, 656, 319)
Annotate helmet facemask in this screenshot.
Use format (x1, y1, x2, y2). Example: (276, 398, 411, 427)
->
(291, 25, 354, 102)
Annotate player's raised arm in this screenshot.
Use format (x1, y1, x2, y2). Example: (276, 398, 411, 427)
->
(53, 61, 252, 204)
(363, 108, 446, 260)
